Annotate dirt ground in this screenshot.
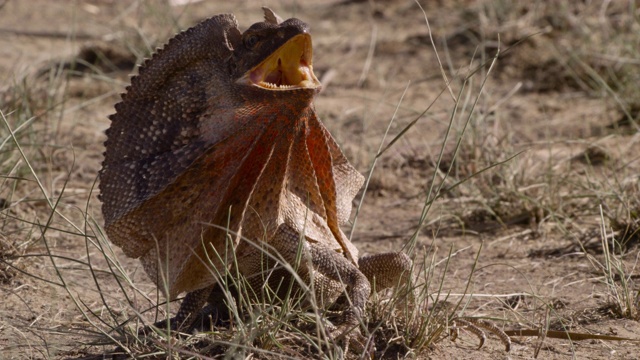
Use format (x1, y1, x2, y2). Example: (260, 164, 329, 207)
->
(1, 0, 639, 359)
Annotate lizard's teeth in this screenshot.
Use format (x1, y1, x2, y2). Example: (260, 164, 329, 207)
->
(259, 81, 295, 89)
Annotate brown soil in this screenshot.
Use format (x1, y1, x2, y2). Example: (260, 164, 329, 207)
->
(1, 1, 639, 359)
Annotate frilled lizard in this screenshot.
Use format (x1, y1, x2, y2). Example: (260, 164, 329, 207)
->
(99, 7, 411, 352)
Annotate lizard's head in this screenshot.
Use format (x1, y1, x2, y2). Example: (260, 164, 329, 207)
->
(230, 9, 321, 94)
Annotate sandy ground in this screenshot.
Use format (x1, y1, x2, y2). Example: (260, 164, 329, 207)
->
(1, 1, 639, 359)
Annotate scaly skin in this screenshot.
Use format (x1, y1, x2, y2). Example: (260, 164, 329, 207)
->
(99, 7, 411, 354)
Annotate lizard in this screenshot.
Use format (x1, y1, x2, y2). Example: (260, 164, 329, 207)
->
(99, 7, 412, 354)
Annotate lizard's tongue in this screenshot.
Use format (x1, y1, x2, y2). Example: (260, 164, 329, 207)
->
(246, 33, 320, 90)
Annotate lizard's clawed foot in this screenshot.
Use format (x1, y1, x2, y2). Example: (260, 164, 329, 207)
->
(135, 317, 180, 337)
(137, 304, 232, 337)
(342, 330, 375, 359)
(136, 315, 197, 337)
(451, 317, 512, 352)
(188, 303, 232, 332)
(323, 316, 375, 359)
(136, 308, 230, 338)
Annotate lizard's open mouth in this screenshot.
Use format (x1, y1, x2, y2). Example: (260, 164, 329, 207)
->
(241, 33, 320, 90)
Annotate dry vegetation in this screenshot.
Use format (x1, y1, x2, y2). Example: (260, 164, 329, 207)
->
(1, 0, 639, 359)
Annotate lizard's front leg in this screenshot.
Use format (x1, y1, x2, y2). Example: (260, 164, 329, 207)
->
(308, 242, 373, 354)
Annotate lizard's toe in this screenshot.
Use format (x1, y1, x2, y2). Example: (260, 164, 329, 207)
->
(324, 319, 375, 358)
(345, 331, 375, 359)
(189, 303, 232, 332)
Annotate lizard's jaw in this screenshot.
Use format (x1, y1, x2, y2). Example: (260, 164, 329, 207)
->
(239, 33, 321, 91)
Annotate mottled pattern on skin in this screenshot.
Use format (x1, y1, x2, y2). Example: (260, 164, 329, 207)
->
(99, 8, 411, 352)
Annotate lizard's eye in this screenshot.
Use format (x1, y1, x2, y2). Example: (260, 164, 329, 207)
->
(244, 34, 260, 49)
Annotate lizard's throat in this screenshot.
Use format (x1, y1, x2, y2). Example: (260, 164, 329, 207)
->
(239, 34, 321, 91)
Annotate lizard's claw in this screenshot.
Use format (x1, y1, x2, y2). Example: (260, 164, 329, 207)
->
(325, 319, 375, 359)
(346, 331, 375, 359)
